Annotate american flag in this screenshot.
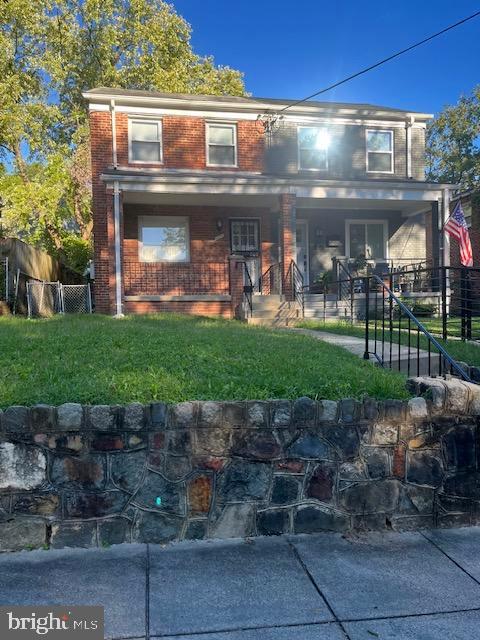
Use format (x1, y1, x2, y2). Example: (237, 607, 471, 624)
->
(444, 201, 473, 267)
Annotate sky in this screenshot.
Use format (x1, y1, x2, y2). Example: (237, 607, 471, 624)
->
(174, 0, 480, 116)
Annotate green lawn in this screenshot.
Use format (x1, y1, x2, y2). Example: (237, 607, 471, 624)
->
(296, 319, 480, 368)
(0, 314, 410, 407)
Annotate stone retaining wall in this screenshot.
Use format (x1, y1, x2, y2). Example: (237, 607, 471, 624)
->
(1, 377, 480, 551)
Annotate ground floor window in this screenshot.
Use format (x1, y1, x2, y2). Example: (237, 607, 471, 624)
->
(346, 219, 387, 260)
(230, 219, 260, 253)
(138, 216, 189, 262)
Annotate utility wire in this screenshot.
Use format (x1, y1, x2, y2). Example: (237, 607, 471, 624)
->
(278, 10, 480, 113)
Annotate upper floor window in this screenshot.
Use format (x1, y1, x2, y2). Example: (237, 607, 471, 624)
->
(366, 130, 393, 173)
(206, 122, 237, 167)
(129, 119, 162, 164)
(139, 216, 189, 262)
(298, 126, 329, 171)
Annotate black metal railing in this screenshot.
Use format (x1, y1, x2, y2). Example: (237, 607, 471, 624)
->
(242, 262, 254, 318)
(364, 274, 473, 381)
(258, 262, 282, 295)
(284, 260, 304, 318)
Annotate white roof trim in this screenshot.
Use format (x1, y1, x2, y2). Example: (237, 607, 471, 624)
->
(83, 91, 433, 121)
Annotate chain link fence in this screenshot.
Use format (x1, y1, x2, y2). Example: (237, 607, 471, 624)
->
(27, 282, 92, 318)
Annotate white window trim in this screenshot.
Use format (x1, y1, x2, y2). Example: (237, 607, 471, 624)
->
(366, 129, 394, 174)
(206, 122, 238, 168)
(297, 126, 329, 172)
(345, 219, 389, 260)
(128, 118, 163, 165)
(138, 215, 190, 263)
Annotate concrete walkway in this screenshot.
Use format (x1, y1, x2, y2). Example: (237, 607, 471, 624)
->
(291, 328, 441, 375)
(2, 527, 480, 639)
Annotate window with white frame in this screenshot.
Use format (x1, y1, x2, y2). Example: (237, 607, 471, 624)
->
(366, 130, 393, 173)
(139, 216, 189, 262)
(129, 120, 162, 163)
(298, 126, 330, 171)
(346, 220, 387, 260)
(206, 123, 237, 167)
(230, 219, 259, 253)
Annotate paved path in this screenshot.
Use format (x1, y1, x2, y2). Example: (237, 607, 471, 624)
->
(2, 527, 480, 639)
(291, 328, 440, 375)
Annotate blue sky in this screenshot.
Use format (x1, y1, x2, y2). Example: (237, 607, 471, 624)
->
(174, 0, 480, 115)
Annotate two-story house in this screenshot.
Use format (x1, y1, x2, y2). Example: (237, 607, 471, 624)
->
(84, 87, 452, 318)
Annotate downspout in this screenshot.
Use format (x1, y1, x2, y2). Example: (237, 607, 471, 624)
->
(110, 99, 122, 315)
(406, 115, 414, 179)
(110, 99, 118, 169)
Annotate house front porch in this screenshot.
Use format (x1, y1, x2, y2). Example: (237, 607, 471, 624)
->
(97, 171, 451, 320)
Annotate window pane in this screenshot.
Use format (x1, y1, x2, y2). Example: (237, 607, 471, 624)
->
(141, 220, 188, 262)
(132, 121, 159, 141)
(231, 221, 259, 252)
(349, 224, 366, 258)
(299, 148, 327, 170)
(132, 141, 161, 162)
(208, 125, 235, 145)
(367, 131, 391, 152)
(298, 127, 318, 149)
(209, 145, 235, 166)
(368, 152, 392, 172)
(366, 224, 384, 259)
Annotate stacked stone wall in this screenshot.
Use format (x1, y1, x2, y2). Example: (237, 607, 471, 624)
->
(1, 378, 480, 551)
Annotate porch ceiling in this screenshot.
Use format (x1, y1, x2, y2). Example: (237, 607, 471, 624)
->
(122, 190, 430, 217)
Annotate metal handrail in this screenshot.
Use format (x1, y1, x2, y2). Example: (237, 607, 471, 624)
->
(365, 274, 474, 383)
(259, 262, 282, 295)
(284, 260, 304, 318)
(242, 262, 254, 318)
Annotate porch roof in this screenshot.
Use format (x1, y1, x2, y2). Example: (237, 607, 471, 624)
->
(105, 169, 453, 215)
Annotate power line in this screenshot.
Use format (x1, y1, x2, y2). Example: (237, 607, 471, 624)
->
(259, 9, 480, 128)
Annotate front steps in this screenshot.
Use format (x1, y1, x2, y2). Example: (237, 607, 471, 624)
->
(245, 294, 353, 326)
(246, 295, 302, 326)
(303, 294, 353, 322)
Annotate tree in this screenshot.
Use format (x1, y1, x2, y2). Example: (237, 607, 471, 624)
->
(426, 86, 480, 191)
(0, 0, 246, 271)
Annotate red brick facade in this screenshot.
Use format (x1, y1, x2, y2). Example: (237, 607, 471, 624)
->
(88, 108, 272, 316)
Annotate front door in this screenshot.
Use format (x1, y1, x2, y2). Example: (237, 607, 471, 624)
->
(296, 220, 309, 286)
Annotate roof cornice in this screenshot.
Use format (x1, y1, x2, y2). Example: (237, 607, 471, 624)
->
(82, 90, 433, 121)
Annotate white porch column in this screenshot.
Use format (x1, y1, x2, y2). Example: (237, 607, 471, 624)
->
(113, 180, 124, 317)
(441, 188, 451, 268)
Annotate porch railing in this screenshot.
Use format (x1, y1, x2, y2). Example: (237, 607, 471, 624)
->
(258, 263, 282, 295)
(123, 261, 230, 296)
(242, 261, 254, 318)
(284, 260, 304, 317)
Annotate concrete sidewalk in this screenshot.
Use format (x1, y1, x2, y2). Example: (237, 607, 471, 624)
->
(2, 527, 480, 639)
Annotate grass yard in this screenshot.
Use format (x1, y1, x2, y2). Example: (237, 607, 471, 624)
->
(296, 319, 480, 368)
(0, 314, 410, 407)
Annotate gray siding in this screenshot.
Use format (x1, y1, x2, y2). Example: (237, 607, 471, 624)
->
(264, 121, 425, 181)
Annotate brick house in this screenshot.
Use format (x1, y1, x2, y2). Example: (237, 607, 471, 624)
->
(84, 88, 453, 318)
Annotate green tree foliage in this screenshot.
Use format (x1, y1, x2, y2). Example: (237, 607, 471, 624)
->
(0, 0, 245, 272)
(426, 86, 480, 191)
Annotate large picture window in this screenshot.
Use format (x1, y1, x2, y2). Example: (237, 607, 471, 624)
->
(129, 119, 162, 163)
(206, 123, 237, 167)
(346, 220, 387, 260)
(139, 216, 189, 262)
(298, 126, 329, 171)
(366, 130, 393, 173)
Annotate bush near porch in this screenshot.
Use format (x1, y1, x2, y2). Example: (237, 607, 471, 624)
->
(0, 314, 409, 407)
